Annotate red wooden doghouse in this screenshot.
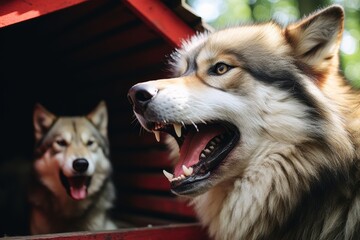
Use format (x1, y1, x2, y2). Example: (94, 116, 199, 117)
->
(0, 0, 211, 239)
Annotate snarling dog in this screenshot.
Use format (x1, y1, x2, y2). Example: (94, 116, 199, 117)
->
(128, 5, 360, 240)
(30, 101, 116, 234)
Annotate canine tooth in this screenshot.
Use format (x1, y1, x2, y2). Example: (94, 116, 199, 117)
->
(153, 131, 161, 142)
(174, 123, 182, 137)
(182, 165, 193, 176)
(163, 170, 173, 182)
(201, 153, 206, 158)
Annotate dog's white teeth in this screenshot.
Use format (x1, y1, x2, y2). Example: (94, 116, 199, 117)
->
(201, 153, 206, 158)
(174, 123, 182, 137)
(182, 165, 193, 176)
(163, 170, 173, 182)
(153, 131, 161, 142)
(164, 166, 193, 183)
(204, 149, 211, 154)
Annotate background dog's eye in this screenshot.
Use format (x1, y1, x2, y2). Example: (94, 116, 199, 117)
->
(87, 140, 94, 146)
(209, 62, 232, 76)
(55, 139, 67, 147)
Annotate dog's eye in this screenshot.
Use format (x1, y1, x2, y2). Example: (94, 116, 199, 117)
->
(55, 139, 67, 147)
(86, 140, 94, 146)
(209, 62, 232, 76)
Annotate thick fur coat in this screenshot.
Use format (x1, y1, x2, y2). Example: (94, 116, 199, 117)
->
(128, 5, 360, 239)
(30, 102, 116, 234)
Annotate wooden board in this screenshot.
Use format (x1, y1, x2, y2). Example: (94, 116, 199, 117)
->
(5, 223, 210, 240)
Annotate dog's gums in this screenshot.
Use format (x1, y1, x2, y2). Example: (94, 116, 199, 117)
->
(151, 122, 240, 195)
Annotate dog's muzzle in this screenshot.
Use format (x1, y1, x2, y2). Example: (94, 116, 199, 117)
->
(60, 158, 92, 200)
(128, 82, 241, 197)
(73, 158, 89, 173)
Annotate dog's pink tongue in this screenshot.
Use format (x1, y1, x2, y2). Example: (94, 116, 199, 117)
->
(70, 186, 87, 200)
(68, 177, 88, 200)
(174, 125, 224, 177)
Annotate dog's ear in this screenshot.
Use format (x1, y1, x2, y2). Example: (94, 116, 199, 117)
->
(285, 5, 344, 72)
(87, 101, 108, 137)
(33, 104, 56, 142)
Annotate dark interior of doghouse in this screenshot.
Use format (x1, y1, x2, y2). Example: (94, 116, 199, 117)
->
(0, 0, 197, 236)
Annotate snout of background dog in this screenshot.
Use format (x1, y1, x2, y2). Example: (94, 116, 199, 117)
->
(72, 158, 89, 173)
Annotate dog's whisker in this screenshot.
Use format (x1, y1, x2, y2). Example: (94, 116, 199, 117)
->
(189, 119, 199, 132)
(138, 126, 145, 136)
(131, 117, 139, 125)
(196, 116, 207, 125)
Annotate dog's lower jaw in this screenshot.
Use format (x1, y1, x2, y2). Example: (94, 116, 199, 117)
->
(30, 180, 116, 234)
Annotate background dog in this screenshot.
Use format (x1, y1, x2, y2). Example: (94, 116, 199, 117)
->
(128, 5, 360, 240)
(30, 101, 116, 234)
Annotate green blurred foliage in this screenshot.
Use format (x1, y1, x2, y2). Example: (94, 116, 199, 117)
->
(187, 0, 360, 86)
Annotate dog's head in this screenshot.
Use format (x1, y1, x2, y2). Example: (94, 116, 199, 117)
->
(33, 101, 111, 200)
(128, 5, 351, 196)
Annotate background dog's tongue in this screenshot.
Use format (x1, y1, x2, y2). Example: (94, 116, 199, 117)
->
(174, 126, 224, 176)
(68, 177, 88, 200)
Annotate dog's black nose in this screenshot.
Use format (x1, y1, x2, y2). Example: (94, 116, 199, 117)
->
(73, 158, 89, 173)
(128, 84, 158, 114)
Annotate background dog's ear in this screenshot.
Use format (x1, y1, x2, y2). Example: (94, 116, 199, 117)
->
(87, 101, 108, 138)
(284, 5, 344, 72)
(33, 104, 57, 142)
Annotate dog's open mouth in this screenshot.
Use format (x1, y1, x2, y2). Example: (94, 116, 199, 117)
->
(150, 121, 240, 196)
(60, 171, 92, 200)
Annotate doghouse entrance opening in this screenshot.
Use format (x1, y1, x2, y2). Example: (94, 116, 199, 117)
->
(0, 0, 201, 236)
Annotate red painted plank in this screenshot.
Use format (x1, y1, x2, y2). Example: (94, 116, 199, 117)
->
(119, 195, 196, 218)
(115, 213, 178, 227)
(8, 223, 210, 240)
(124, 0, 195, 47)
(110, 133, 160, 148)
(112, 151, 171, 169)
(0, 0, 86, 27)
(114, 173, 170, 191)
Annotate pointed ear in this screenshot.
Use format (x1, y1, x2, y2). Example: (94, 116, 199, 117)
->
(87, 101, 108, 137)
(33, 104, 56, 142)
(285, 5, 344, 71)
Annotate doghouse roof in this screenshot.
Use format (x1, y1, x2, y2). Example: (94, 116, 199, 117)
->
(0, 0, 210, 115)
(0, 0, 208, 44)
